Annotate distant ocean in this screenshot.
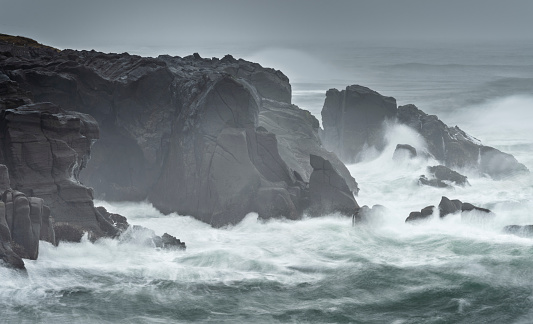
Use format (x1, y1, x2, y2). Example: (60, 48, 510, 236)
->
(2, 41, 533, 323)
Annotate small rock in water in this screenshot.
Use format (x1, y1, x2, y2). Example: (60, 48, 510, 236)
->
(405, 206, 435, 223)
(392, 144, 417, 161)
(419, 165, 469, 188)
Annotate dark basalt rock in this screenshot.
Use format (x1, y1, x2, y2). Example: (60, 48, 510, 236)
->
(438, 196, 463, 218)
(321, 85, 397, 162)
(397, 104, 528, 179)
(155, 233, 186, 250)
(0, 72, 33, 110)
(408, 196, 493, 223)
(119, 225, 186, 250)
(147, 75, 323, 226)
(54, 223, 85, 243)
(0, 164, 55, 267)
(96, 206, 129, 231)
(0, 42, 292, 203)
(405, 206, 435, 223)
(0, 37, 359, 227)
(419, 165, 469, 188)
(393, 144, 417, 161)
(259, 99, 359, 194)
(0, 102, 111, 237)
(307, 154, 359, 217)
(460, 202, 492, 214)
(319, 84, 527, 179)
(0, 197, 24, 269)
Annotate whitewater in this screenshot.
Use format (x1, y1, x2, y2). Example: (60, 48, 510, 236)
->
(2, 42, 533, 323)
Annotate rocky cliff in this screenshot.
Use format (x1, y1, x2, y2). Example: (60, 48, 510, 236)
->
(321, 85, 528, 178)
(1, 36, 359, 227)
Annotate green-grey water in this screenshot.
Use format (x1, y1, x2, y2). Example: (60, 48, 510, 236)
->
(1, 42, 533, 323)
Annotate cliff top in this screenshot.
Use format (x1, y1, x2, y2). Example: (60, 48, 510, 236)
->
(0, 34, 59, 52)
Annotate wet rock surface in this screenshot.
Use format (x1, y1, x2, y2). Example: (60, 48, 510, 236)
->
(321, 85, 528, 179)
(0, 164, 55, 269)
(397, 104, 528, 179)
(307, 154, 359, 217)
(406, 196, 494, 223)
(322, 85, 397, 162)
(419, 165, 469, 188)
(1, 39, 358, 227)
(393, 144, 417, 161)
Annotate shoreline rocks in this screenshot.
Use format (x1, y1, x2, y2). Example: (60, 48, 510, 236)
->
(405, 196, 494, 223)
(1, 35, 359, 227)
(0, 164, 55, 269)
(418, 165, 469, 188)
(322, 85, 397, 163)
(321, 85, 528, 179)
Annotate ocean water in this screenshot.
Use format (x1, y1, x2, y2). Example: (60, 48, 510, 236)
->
(2, 42, 533, 323)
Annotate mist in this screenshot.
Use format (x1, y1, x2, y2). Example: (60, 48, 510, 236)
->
(1, 0, 533, 55)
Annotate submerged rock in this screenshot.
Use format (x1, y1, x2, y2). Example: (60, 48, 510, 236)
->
(407, 196, 493, 223)
(392, 144, 417, 161)
(119, 225, 186, 250)
(405, 206, 436, 223)
(419, 165, 469, 188)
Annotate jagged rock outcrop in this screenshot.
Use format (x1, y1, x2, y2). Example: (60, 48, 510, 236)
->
(418, 165, 469, 188)
(397, 104, 528, 179)
(307, 154, 359, 217)
(320, 85, 528, 179)
(118, 225, 186, 250)
(0, 102, 116, 237)
(406, 196, 493, 223)
(0, 164, 55, 269)
(392, 144, 417, 161)
(0, 36, 359, 227)
(259, 99, 358, 194)
(322, 85, 397, 162)
(405, 206, 435, 223)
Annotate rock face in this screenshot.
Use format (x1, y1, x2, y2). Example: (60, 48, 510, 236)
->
(392, 144, 417, 161)
(419, 165, 469, 188)
(320, 85, 528, 179)
(0, 102, 115, 237)
(397, 104, 527, 179)
(1, 37, 359, 227)
(0, 47, 293, 203)
(322, 85, 397, 162)
(307, 154, 359, 217)
(0, 164, 55, 269)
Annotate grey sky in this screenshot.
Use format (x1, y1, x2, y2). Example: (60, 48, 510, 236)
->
(1, 0, 532, 54)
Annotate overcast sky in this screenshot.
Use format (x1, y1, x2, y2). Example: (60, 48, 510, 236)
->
(1, 0, 532, 55)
